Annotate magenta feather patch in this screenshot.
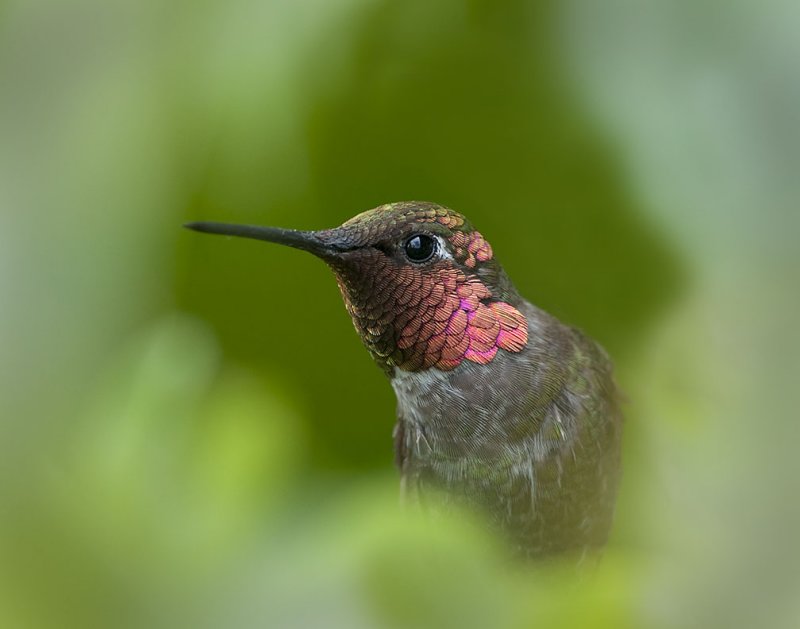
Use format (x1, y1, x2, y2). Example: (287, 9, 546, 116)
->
(394, 271, 528, 371)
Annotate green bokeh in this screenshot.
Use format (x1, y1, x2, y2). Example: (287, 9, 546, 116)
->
(1, 0, 797, 627)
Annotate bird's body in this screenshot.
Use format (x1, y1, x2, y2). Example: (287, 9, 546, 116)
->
(392, 300, 621, 557)
(187, 201, 622, 558)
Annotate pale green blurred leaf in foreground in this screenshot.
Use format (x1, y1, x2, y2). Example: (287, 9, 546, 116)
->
(1, 0, 798, 627)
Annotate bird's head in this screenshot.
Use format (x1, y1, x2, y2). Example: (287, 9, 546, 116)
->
(187, 201, 528, 374)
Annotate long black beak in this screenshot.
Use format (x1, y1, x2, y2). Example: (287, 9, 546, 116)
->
(184, 221, 341, 258)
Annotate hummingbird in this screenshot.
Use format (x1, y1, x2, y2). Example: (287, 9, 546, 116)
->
(186, 201, 622, 558)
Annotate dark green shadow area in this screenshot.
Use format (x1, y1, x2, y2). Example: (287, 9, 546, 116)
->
(177, 0, 682, 474)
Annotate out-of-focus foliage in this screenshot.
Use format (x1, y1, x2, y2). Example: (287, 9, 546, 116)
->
(0, 1, 797, 628)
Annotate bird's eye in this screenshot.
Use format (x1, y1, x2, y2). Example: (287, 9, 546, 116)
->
(403, 234, 437, 263)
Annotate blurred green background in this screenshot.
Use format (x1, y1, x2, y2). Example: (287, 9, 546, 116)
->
(1, 0, 798, 627)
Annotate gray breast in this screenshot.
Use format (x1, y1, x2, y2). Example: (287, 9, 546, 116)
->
(389, 301, 622, 557)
